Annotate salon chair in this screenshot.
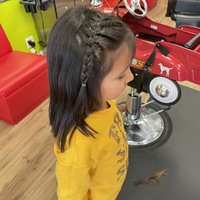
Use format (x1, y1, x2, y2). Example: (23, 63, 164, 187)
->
(166, 0, 200, 27)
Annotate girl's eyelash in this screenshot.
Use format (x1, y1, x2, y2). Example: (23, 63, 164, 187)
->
(119, 74, 125, 79)
(119, 66, 130, 79)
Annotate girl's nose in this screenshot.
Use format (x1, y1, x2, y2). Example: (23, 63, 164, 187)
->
(126, 67, 134, 83)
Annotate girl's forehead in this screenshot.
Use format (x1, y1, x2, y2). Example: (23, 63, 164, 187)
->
(107, 43, 133, 72)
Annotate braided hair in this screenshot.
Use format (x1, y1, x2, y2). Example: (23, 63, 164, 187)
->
(47, 7, 135, 152)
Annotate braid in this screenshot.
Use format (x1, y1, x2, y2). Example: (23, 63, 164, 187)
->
(81, 45, 95, 87)
(79, 10, 102, 87)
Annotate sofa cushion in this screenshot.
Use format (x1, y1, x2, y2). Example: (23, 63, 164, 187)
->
(0, 24, 12, 56)
(0, 51, 47, 97)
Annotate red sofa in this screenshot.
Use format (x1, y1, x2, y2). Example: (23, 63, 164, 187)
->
(0, 24, 49, 125)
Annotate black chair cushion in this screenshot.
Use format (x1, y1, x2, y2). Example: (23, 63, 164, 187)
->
(166, 0, 200, 27)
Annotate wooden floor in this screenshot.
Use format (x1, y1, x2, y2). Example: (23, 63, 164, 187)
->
(1, 0, 200, 199)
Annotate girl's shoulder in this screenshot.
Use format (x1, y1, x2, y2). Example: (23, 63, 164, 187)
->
(88, 100, 118, 119)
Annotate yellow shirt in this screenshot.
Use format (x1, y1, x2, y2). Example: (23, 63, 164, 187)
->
(54, 100, 128, 200)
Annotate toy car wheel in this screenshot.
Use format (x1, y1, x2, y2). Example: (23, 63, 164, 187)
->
(148, 76, 181, 106)
(123, 0, 148, 18)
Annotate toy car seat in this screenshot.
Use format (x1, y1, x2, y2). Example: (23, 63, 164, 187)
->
(166, 0, 200, 28)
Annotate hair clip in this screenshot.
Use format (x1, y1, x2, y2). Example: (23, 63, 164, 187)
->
(82, 83, 86, 87)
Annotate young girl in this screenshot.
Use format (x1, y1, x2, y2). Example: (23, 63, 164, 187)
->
(47, 7, 135, 200)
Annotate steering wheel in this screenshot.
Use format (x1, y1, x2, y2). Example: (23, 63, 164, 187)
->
(123, 0, 148, 18)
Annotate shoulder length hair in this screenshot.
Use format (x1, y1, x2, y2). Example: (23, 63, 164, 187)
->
(47, 7, 135, 152)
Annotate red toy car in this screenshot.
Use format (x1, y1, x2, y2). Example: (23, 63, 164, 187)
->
(92, 0, 200, 106)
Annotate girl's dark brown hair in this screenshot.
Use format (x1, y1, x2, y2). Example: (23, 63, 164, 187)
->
(47, 7, 135, 152)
